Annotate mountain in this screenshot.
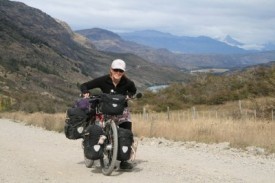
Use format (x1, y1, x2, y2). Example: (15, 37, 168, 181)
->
(117, 30, 249, 54)
(263, 42, 275, 51)
(0, 0, 188, 112)
(77, 28, 275, 70)
(222, 35, 244, 47)
(76, 28, 186, 68)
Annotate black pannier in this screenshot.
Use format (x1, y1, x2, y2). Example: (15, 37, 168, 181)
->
(100, 94, 126, 115)
(64, 108, 88, 140)
(117, 128, 134, 161)
(83, 124, 104, 160)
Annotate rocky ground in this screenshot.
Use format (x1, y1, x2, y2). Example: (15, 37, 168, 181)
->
(0, 119, 274, 183)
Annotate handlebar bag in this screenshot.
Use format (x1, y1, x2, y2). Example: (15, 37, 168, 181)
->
(100, 94, 126, 115)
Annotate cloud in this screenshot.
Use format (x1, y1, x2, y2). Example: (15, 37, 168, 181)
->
(13, 0, 275, 47)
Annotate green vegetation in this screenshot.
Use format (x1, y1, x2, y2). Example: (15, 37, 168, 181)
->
(136, 64, 275, 112)
(1, 58, 20, 72)
(11, 92, 72, 113)
(0, 95, 13, 111)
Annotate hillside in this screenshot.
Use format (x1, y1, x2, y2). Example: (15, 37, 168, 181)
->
(0, 0, 189, 112)
(135, 61, 275, 114)
(77, 28, 275, 70)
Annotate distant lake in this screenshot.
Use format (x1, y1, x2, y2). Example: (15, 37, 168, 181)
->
(147, 85, 168, 92)
(190, 68, 229, 74)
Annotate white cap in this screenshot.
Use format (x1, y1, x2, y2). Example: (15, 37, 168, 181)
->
(111, 59, 126, 71)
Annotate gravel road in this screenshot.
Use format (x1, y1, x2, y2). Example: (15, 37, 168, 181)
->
(0, 119, 274, 183)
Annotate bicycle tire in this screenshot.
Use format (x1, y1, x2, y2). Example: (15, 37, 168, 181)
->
(82, 140, 94, 168)
(84, 156, 94, 168)
(100, 120, 118, 175)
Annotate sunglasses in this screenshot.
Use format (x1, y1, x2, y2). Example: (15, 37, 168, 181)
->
(112, 69, 124, 73)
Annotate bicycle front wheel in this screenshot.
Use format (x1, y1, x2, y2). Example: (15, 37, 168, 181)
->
(100, 120, 118, 175)
(84, 156, 94, 168)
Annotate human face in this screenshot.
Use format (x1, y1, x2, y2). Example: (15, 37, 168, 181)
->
(111, 68, 124, 81)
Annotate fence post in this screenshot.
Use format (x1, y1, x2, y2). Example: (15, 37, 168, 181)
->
(239, 100, 242, 115)
(149, 121, 154, 137)
(167, 106, 170, 120)
(143, 107, 146, 120)
(192, 107, 196, 120)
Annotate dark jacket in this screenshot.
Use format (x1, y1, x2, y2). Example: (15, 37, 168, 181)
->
(80, 75, 137, 97)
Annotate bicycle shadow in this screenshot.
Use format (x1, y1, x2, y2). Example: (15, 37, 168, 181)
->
(78, 158, 148, 175)
(130, 159, 148, 172)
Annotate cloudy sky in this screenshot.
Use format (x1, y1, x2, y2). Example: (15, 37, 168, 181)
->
(14, 0, 275, 49)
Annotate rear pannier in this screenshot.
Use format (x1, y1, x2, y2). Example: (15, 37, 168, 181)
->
(64, 108, 88, 140)
(117, 128, 134, 161)
(83, 124, 105, 160)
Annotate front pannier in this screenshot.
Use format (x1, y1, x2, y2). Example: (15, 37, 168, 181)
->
(117, 128, 134, 161)
(64, 108, 87, 140)
(83, 124, 104, 160)
(100, 94, 126, 115)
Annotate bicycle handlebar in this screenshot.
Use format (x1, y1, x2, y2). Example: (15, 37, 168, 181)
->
(88, 92, 142, 101)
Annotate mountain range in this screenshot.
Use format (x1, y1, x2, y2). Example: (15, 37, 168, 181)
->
(118, 30, 275, 53)
(118, 30, 250, 54)
(77, 28, 275, 70)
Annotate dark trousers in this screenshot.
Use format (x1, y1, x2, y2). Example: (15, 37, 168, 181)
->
(118, 121, 132, 131)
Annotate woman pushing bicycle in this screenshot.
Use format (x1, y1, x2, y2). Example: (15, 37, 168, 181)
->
(80, 59, 137, 170)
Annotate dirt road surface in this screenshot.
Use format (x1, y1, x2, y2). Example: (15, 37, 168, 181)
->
(0, 119, 275, 183)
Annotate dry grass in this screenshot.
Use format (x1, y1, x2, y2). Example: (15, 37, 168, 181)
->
(0, 111, 66, 132)
(132, 112, 275, 153)
(1, 110, 274, 153)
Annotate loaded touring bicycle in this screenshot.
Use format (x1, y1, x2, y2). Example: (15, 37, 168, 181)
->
(65, 92, 142, 175)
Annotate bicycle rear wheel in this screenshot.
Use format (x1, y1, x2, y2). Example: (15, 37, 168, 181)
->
(100, 120, 118, 175)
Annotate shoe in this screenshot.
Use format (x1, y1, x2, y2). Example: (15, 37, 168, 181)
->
(120, 161, 133, 170)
